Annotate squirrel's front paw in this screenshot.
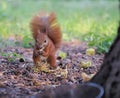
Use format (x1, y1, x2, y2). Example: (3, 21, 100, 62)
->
(34, 50, 42, 57)
(38, 51, 42, 55)
(42, 51, 48, 56)
(34, 52, 39, 57)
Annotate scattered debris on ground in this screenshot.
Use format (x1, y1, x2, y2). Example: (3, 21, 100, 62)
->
(0, 42, 104, 96)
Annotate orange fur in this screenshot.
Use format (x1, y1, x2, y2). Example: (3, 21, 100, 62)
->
(30, 12, 62, 68)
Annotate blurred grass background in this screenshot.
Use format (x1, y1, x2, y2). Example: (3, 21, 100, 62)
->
(0, 0, 119, 53)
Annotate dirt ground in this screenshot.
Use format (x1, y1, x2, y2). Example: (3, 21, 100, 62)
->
(0, 42, 104, 97)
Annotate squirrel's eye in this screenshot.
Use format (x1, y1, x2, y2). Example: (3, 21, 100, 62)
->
(44, 40, 47, 43)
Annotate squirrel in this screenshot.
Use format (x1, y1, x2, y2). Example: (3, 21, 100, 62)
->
(30, 12, 62, 68)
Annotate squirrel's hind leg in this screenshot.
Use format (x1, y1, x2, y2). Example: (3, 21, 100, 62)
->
(47, 54, 57, 68)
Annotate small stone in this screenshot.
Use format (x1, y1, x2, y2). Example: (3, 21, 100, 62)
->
(19, 58, 25, 62)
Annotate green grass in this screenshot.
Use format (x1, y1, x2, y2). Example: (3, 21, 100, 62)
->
(0, 0, 119, 53)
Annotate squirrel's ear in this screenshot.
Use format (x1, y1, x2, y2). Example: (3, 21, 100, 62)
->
(48, 12, 56, 23)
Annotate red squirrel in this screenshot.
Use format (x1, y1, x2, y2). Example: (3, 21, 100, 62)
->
(30, 12, 62, 68)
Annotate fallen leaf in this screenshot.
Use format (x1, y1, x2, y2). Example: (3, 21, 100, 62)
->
(58, 51, 67, 59)
(86, 48, 95, 56)
(80, 60, 91, 68)
(81, 72, 95, 82)
(33, 64, 50, 73)
(54, 66, 68, 78)
(0, 82, 5, 87)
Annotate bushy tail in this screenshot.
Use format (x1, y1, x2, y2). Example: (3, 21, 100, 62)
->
(30, 12, 62, 50)
(47, 13, 62, 50)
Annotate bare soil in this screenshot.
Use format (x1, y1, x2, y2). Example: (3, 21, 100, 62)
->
(0, 42, 104, 97)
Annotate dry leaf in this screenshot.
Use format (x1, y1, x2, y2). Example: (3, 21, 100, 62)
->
(33, 79, 51, 86)
(80, 60, 91, 68)
(54, 66, 68, 78)
(39, 65, 50, 73)
(58, 51, 67, 59)
(33, 80, 42, 86)
(86, 48, 95, 56)
(33, 62, 50, 73)
(81, 72, 95, 82)
(0, 82, 5, 87)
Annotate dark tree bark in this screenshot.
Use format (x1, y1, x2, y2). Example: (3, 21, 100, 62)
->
(91, 24, 120, 98)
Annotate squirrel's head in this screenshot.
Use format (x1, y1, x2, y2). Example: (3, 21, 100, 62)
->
(35, 31, 48, 51)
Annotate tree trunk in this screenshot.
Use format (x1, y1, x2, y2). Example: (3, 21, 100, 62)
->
(91, 25, 120, 98)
